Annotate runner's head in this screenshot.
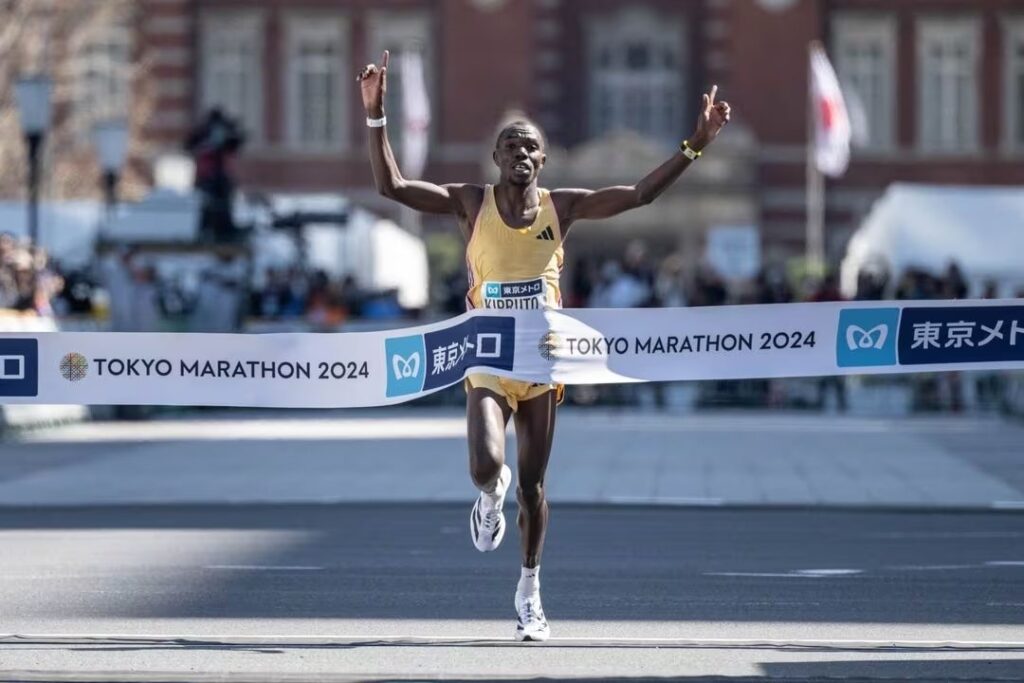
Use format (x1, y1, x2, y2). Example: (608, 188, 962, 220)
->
(493, 120, 546, 187)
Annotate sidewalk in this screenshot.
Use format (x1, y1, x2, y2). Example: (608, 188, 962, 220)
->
(1, 408, 1022, 509)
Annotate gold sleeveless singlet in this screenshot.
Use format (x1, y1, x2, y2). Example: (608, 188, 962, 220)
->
(465, 185, 563, 311)
(464, 185, 564, 410)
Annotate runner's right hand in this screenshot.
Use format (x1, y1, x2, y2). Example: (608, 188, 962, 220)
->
(358, 50, 389, 116)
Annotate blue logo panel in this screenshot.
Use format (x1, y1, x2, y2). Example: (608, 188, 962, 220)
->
(385, 334, 426, 397)
(0, 338, 39, 397)
(836, 308, 900, 367)
(898, 305, 1024, 365)
(422, 316, 516, 391)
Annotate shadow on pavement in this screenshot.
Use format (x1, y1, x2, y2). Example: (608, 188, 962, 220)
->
(1, 504, 1023, 625)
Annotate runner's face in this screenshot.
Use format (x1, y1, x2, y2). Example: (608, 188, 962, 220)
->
(494, 128, 545, 186)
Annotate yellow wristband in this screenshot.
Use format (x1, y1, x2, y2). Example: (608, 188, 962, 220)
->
(680, 140, 702, 161)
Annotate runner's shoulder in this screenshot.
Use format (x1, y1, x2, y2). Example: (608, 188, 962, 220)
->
(443, 183, 486, 217)
(548, 188, 591, 220)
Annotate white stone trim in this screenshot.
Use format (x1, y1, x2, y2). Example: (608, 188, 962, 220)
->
(149, 47, 191, 67)
(146, 109, 191, 130)
(154, 78, 191, 99)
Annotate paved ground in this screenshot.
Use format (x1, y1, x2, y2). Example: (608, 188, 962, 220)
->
(1, 505, 1023, 681)
(2, 410, 1023, 680)
(1, 409, 1022, 509)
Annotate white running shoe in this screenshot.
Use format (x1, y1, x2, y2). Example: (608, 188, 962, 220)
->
(515, 590, 550, 642)
(470, 464, 511, 552)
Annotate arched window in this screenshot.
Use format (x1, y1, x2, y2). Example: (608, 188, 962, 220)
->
(586, 8, 686, 145)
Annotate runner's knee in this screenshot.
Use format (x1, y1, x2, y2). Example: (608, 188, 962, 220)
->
(517, 481, 545, 508)
(468, 434, 504, 488)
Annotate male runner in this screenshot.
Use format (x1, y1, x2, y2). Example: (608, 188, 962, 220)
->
(359, 51, 730, 641)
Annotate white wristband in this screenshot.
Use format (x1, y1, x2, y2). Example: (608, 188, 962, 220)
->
(366, 116, 387, 128)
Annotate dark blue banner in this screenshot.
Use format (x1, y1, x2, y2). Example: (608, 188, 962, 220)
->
(898, 306, 1024, 365)
(421, 316, 516, 391)
(0, 338, 39, 397)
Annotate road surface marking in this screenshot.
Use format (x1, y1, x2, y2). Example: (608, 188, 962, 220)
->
(608, 496, 723, 506)
(991, 501, 1024, 510)
(793, 569, 863, 576)
(203, 565, 323, 571)
(869, 531, 1024, 539)
(3, 633, 1024, 650)
(887, 564, 977, 572)
(706, 569, 862, 579)
(705, 572, 824, 579)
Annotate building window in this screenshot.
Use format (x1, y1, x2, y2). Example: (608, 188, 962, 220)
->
(917, 17, 980, 152)
(832, 14, 896, 148)
(286, 15, 349, 151)
(73, 22, 132, 143)
(367, 12, 432, 167)
(199, 11, 263, 142)
(1005, 18, 1024, 149)
(586, 8, 686, 145)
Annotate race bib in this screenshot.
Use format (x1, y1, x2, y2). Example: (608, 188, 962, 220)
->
(482, 278, 547, 310)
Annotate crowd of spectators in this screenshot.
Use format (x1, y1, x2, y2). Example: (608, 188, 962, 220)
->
(562, 240, 1020, 312)
(0, 232, 65, 316)
(248, 267, 404, 326)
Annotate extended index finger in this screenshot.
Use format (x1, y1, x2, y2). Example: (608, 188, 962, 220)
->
(382, 50, 390, 69)
(709, 84, 718, 105)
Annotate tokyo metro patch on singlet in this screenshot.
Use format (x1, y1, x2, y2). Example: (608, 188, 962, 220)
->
(482, 278, 547, 310)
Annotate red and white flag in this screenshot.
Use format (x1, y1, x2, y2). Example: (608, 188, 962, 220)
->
(400, 50, 430, 179)
(809, 43, 851, 177)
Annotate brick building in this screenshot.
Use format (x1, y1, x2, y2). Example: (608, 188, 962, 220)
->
(3, 0, 1023, 267)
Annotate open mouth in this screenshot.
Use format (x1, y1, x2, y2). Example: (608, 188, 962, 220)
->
(512, 163, 531, 174)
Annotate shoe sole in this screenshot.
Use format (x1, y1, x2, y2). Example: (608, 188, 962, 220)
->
(515, 629, 550, 642)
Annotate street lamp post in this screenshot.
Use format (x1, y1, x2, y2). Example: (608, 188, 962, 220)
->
(91, 119, 130, 225)
(13, 76, 53, 247)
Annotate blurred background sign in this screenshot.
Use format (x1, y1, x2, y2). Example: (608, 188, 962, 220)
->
(705, 225, 761, 282)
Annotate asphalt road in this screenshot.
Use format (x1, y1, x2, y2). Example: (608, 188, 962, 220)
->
(1, 504, 1023, 681)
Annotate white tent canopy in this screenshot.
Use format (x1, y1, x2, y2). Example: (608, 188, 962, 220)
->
(841, 183, 1024, 298)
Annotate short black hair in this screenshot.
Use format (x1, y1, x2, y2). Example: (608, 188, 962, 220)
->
(495, 119, 546, 149)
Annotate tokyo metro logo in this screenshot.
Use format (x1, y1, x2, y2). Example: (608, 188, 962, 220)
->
(836, 308, 900, 367)
(385, 335, 426, 398)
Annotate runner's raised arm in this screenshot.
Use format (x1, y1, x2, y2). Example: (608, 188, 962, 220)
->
(552, 85, 731, 227)
(358, 50, 469, 216)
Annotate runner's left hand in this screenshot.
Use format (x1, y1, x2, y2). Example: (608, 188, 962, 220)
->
(690, 85, 731, 151)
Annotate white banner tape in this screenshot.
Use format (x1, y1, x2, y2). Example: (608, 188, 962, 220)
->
(1, 300, 1022, 407)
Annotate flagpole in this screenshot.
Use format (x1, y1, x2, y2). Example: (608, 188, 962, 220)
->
(806, 41, 826, 275)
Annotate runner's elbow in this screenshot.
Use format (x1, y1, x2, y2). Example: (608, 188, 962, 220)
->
(635, 187, 655, 206)
(376, 177, 404, 200)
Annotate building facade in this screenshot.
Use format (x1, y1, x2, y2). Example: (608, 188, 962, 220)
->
(2, 0, 1022, 266)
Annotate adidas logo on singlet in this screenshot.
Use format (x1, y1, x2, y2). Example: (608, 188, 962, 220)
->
(535, 226, 554, 241)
